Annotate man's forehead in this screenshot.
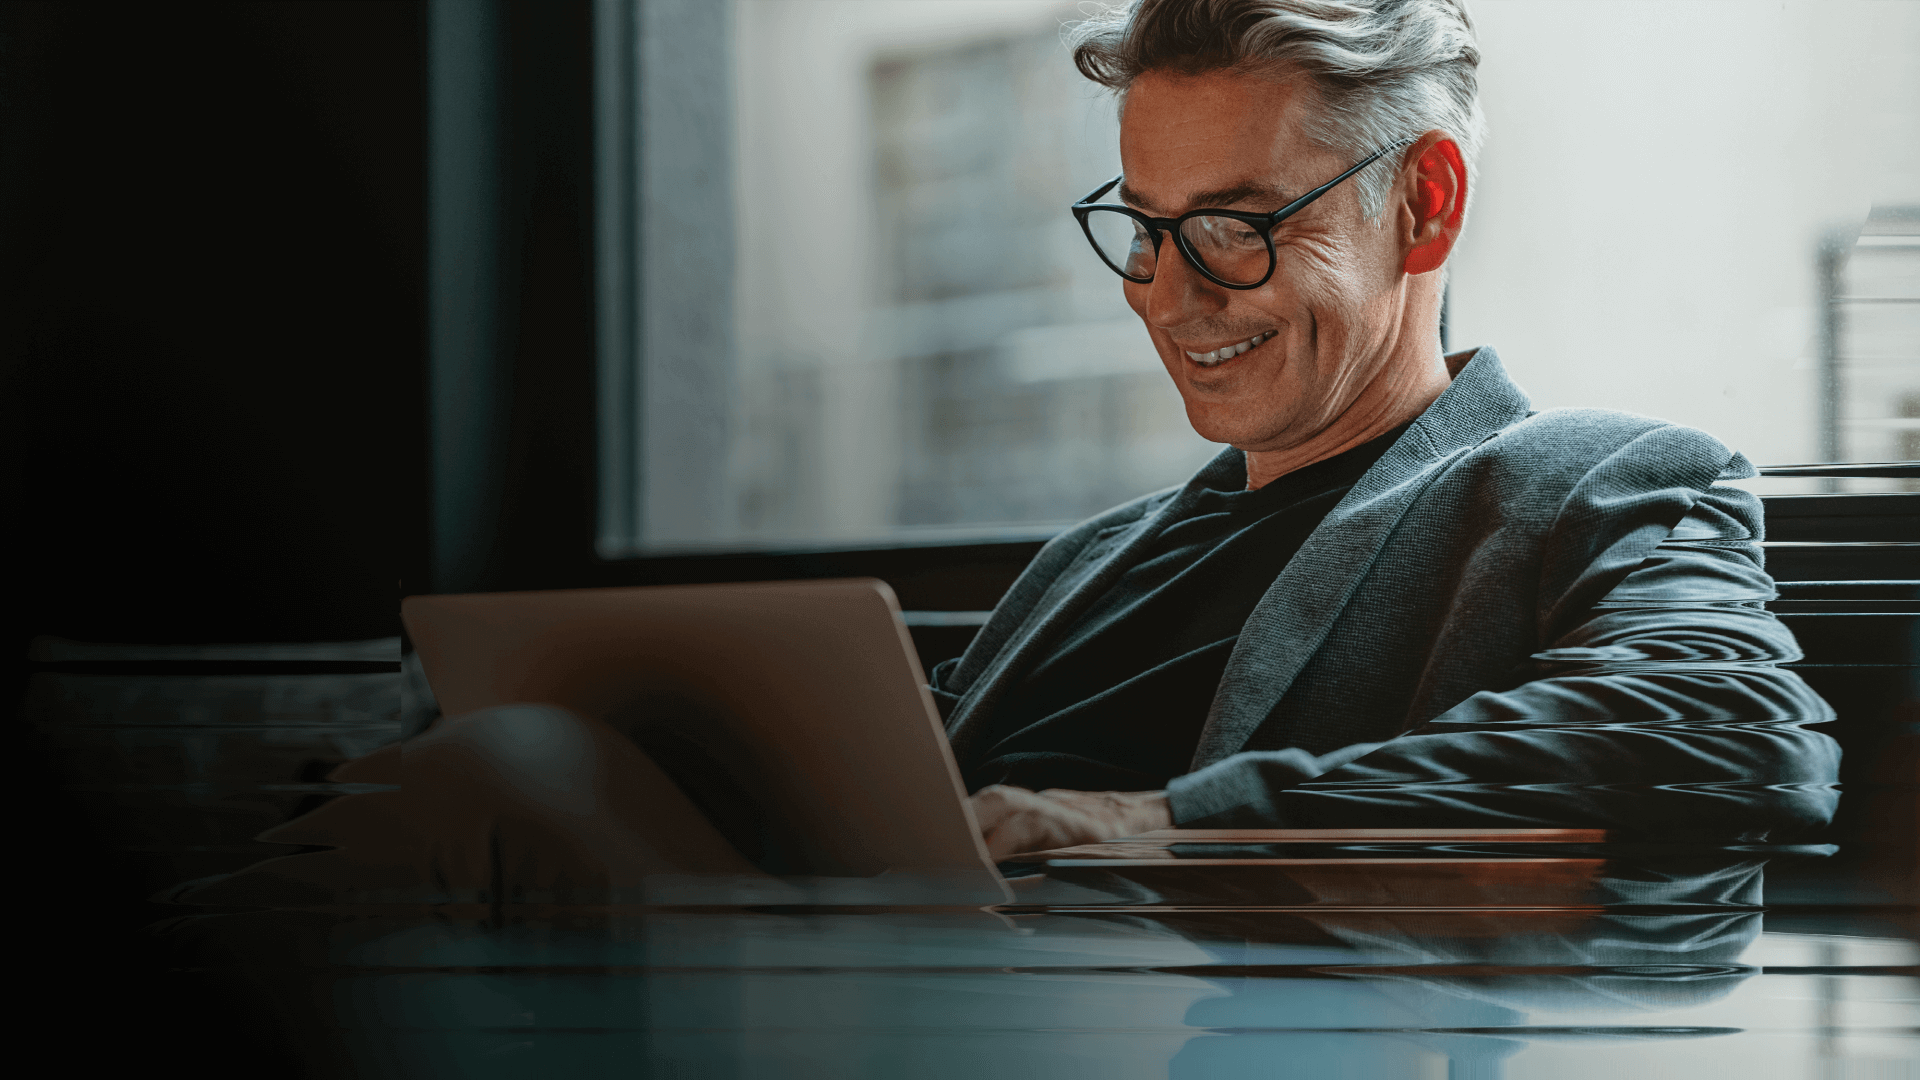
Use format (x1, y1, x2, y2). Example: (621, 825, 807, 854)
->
(1115, 178, 1296, 216)
(1115, 69, 1324, 215)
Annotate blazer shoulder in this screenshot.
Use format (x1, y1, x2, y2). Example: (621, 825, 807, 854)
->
(1424, 408, 1746, 535)
(1467, 408, 1738, 479)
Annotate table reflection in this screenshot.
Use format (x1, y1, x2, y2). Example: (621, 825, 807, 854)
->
(153, 848, 1919, 1079)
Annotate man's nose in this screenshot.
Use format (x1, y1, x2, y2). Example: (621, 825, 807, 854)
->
(1143, 238, 1230, 330)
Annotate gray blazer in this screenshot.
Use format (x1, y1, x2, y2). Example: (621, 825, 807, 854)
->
(933, 347, 1840, 838)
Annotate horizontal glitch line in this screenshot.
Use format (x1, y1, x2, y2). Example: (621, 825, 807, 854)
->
(31, 661, 401, 675)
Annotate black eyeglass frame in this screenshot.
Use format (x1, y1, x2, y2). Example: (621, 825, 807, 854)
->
(1070, 137, 1418, 290)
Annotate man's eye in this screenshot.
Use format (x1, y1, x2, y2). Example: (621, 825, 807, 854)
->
(1189, 216, 1264, 248)
(1213, 222, 1264, 249)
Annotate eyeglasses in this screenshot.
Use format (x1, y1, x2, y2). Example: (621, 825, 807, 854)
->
(1070, 138, 1416, 290)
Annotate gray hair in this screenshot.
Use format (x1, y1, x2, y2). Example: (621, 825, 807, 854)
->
(1067, 0, 1488, 225)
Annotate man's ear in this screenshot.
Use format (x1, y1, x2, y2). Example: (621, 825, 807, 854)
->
(1401, 135, 1467, 277)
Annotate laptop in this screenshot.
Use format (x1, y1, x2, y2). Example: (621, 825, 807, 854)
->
(402, 579, 1610, 909)
(401, 578, 1016, 905)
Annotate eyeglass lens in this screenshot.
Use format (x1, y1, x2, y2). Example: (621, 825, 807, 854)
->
(1082, 208, 1271, 286)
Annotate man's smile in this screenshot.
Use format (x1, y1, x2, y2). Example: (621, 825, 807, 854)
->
(1183, 329, 1277, 367)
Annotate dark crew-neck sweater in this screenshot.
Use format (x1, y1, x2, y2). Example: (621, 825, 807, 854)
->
(950, 424, 1411, 795)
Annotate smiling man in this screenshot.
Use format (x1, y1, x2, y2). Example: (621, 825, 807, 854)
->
(939, 0, 1840, 857)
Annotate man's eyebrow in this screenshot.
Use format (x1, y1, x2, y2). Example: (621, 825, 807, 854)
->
(1115, 180, 1296, 216)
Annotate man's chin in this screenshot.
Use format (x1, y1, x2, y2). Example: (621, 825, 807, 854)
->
(1182, 411, 1274, 445)
(1181, 407, 1289, 451)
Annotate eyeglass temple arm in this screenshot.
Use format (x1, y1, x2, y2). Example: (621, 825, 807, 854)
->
(1074, 137, 1414, 214)
(1265, 138, 1418, 222)
(1073, 175, 1124, 209)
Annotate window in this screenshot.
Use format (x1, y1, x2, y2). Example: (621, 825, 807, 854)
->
(599, 1, 1211, 556)
(1824, 209, 1920, 493)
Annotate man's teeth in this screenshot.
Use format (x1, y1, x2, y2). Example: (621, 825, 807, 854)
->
(1185, 331, 1274, 366)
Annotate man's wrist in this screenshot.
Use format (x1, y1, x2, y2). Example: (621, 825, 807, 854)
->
(1125, 790, 1174, 835)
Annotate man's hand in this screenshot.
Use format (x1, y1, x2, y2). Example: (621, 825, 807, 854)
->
(967, 785, 1173, 859)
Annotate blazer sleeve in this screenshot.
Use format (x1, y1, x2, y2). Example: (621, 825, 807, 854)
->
(1167, 482, 1843, 841)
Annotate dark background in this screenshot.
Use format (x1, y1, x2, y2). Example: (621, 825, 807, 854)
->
(3, 2, 427, 1066)
(4, 1, 422, 648)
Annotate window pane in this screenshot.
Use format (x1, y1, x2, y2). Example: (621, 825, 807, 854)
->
(613, 0, 1213, 554)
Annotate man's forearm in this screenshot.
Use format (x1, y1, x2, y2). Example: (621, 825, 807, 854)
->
(1168, 669, 1841, 836)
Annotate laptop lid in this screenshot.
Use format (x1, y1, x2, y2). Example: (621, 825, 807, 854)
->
(402, 578, 1012, 904)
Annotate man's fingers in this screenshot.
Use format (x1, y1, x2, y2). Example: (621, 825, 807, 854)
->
(973, 786, 1077, 858)
(983, 819, 1043, 860)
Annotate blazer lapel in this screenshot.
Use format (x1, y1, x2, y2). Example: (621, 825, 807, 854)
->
(1190, 347, 1533, 768)
(943, 448, 1244, 764)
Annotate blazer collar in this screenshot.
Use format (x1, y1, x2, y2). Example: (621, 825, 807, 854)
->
(1191, 345, 1532, 766)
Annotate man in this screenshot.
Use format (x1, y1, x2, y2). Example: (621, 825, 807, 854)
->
(947, 0, 1839, 857)
(178, 0, 1838, 906)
